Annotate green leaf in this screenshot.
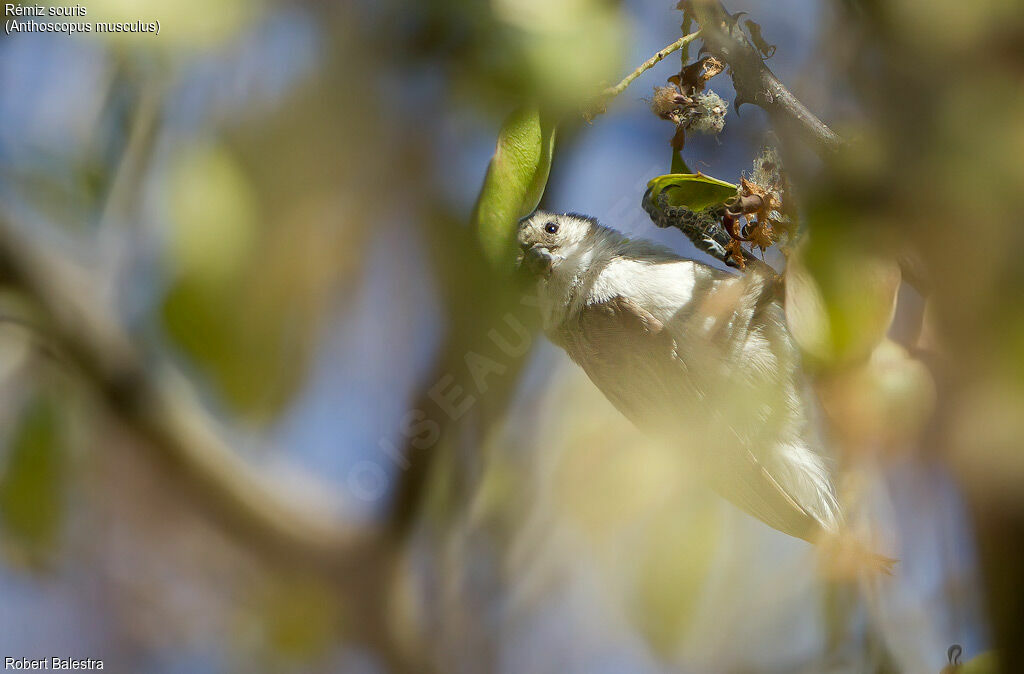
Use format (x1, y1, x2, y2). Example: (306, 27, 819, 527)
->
(161, 143, 329, 422)
(960, 651, 1000, 674)
(241, 577, 344, 663)
(631, 503, 719, 655)
(472, 106, 557, 271)
(785, 236, 901, 369)
(165, 143, 257, 286)
(646, 172, 737, 212)
(0, 395, 65, 562)
(670, 149, 691, 175)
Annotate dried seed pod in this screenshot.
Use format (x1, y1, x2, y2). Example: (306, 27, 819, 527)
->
(682, 91, 727, 134)
(651, 85, 682, 119)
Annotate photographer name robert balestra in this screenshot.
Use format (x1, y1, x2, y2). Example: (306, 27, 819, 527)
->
(5, 658, 103, 670)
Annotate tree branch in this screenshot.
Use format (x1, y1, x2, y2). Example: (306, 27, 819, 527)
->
(0, 208, 444, 671)
(642, 189, 756, 266)
(688, 0, 842, 154)
(0, 208, 383, 572)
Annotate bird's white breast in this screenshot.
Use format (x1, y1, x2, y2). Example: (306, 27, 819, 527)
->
(587, 257, 699, 324)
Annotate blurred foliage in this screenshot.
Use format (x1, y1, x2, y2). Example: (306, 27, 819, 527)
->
(804, 0, 1024, 667)
(785, 232, 901, 370)
(1, 0, 1021, 670)
(401, 0, 626, 113)
(87, 0, 264, 49)
(166, 143, 258, 286)
(547, 380, 721, 655)
(943, 647, 1001, 674)
(0, 394, 66, 566)
(160, 141, 313, 420)
(236, 576, 344, 665)
(960, 651, 1001, 674)
(489, 0, 625, 108)
(817, 339, 936, 454)
(159, 21, 377, 421)
(0, 297, 34, 382)
(472, 106, 556, 270)
(628, 499, 720, 655)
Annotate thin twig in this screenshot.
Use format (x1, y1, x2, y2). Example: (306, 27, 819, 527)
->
(587, 31, 701, 118)
(604, 31, 701, 99)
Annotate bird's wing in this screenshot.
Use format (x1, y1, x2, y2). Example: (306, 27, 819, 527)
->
(555, 295, 824, 543)
(553, 295, 678, 422)
(702, 446, 822, 542)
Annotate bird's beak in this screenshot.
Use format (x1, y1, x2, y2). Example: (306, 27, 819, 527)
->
(516, 243, 554, 277)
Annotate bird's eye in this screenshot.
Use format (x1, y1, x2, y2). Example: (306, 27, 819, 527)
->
(544, 223, 559, 234)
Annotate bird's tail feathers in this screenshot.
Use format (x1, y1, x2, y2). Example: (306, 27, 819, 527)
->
(813, 528, 898, 580)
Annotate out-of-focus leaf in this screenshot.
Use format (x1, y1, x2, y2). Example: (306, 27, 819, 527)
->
(0, 395, 65, 563)
(167, 144, 258, 286)
(87, 0, 262, 49)
(556, 430, 678, 542)
(630, 503, 719, 655)
(411, 0, 623, 112)
(491, 0, 625, 110)
(949, 380, 1024, 509)
(646, 173, 737, 212)
(161, 143, 262, 416)
(240, 577, 343, 663)
(942, 649, 1001, 674)
(472, 106, 557, 271)
(0, 326, 30, 385)
(161, 143, 336, 421)
(0, 293, 35, 384)
(785, 237, 901, 369)
(960, 651, 1000, 674)
(817, 339, 936, 452)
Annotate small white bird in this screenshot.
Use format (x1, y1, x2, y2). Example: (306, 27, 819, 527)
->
(517, 210, 844, 545)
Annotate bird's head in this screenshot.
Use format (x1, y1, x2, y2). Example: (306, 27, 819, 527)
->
(516, 211, 598, 277)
